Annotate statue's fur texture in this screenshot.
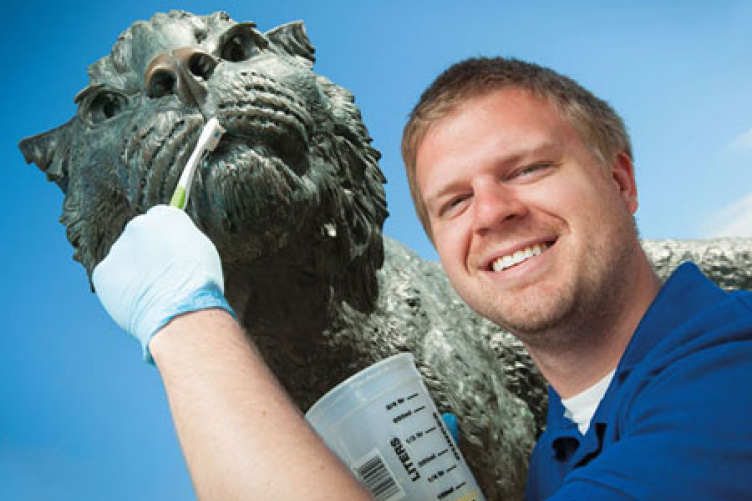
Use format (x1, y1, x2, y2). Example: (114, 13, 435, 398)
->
(19, 11, 752, 500)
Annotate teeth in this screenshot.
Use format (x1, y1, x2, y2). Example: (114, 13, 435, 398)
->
(491, 243, 548, 272)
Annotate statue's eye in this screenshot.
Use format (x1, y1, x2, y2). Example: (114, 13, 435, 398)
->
(219, 24, 267, 62)
(86, 91, 128, 124)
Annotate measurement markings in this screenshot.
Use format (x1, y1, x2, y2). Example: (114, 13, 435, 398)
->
(418, 453, 438, 468)
(446, 464, 458, 473)
(424, 425, 438, 434)
(392, 409, 413, 424)
(437, 448, 449, 457)
(427, 468, 446, 483)
(407, 392, 420, 400)
(437, 486, 456, 499)
(413, 405, 426, 413)
(405, 430, 424, 444)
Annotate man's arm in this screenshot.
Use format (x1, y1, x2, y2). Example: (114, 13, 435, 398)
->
(151, 309, 371, 501)
(92, 206, 371, 500)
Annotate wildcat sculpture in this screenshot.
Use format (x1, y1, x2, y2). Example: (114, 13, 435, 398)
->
(19, 11, 752, 500)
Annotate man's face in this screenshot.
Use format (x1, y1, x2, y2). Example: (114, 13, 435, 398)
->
(415, 89, 640, 347)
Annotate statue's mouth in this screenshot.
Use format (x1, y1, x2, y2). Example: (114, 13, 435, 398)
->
(209, 117, 309, 178)
(207, 76, 314, 175)
(125, 72, 318, 212)
(186, 86, 320, 244)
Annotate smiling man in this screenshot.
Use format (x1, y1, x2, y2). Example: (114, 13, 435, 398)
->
(402, 57, 752, 500)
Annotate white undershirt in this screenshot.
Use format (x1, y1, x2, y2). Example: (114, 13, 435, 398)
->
(561, 369, 616, 435)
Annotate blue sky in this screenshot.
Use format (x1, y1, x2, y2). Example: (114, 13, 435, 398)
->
(3, 1, 751, 499)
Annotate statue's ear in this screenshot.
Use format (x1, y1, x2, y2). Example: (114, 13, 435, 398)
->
(19, 119, 75, 191)
(266, 21, 315, 64)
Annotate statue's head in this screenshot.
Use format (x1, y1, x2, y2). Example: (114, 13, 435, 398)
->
(20, 11, 387, 316)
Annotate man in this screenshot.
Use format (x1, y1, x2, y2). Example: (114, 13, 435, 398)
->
(94, 57, 752, 500)
(401, 57, 752, 499)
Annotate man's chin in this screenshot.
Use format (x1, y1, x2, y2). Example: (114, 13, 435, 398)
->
(484, 292, 575, 341)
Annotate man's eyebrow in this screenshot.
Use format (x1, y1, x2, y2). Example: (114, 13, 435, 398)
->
(508, 141, 562, 162)
(424, 178, 468, 209)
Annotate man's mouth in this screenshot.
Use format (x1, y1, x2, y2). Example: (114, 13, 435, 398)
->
(490, 242, 553, 272)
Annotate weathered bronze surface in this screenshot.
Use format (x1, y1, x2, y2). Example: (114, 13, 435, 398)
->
(19, 11, 752, 500)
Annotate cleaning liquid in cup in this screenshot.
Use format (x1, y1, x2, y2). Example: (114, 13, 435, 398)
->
(305, 353, 486, 501)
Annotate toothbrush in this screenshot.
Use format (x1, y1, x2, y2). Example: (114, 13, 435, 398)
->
(169, 117, 225, 210)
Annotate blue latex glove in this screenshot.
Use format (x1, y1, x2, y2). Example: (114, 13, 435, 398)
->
(442, 412, 460, 443)
(92, 205, 234, 363)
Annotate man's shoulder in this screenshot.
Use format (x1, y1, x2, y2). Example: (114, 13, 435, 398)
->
(616, 281, 752, 421)
(612, 263, 752, 423)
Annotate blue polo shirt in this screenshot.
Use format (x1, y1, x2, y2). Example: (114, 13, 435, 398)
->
(526, 262, 752, 500)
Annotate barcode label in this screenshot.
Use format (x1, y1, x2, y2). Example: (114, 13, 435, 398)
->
(352, 449, 405, 501)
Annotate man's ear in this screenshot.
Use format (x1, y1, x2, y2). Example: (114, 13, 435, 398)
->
(19, 119, 75, 190)
(611, 151, 638, 214)
(266, 21, 315, 65)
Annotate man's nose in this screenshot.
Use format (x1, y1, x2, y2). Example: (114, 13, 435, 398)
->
(144, 47, 218, 108)
(471, 182, 527, 234)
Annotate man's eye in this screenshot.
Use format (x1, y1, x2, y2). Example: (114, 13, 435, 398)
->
(522, 163, 548, 174)
(440, 195, 470, 217)
(450, 196, 467, 207)
(513, 162, 552, 179)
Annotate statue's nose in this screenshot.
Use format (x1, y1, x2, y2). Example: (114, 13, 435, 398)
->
(145, 47, 217, 108)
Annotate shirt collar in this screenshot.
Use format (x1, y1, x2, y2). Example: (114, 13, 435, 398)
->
(544, 262, 725, 461)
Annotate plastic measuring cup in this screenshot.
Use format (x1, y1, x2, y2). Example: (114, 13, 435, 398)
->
(305, 353, 486, 501)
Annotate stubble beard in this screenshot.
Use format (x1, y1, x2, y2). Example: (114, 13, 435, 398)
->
(477, 221, 639, 354)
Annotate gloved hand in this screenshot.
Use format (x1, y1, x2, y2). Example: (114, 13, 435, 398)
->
(92, 205, 234, 363)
